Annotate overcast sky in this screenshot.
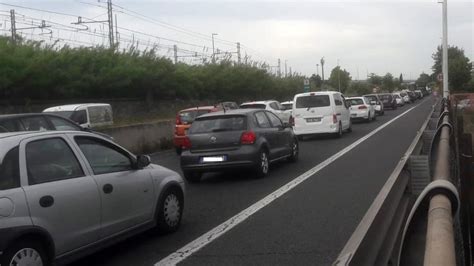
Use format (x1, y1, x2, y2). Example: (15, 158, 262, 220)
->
(1, 0, 472, 80)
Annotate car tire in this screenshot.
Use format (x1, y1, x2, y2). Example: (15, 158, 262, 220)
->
(183, 171, 202, 183)
(175, 147, 182, 155)
(155, 187, 184, 234)
(255, 149, 269, 178)
(0, 239, 49, 266)
(297, 135, 305, 141)
(335, 122, 343, 137)
(288, 139, 299, 163)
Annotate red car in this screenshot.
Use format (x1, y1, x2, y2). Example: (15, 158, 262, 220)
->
(174, 106, 218, 154)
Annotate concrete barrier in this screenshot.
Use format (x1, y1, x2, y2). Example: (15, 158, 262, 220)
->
(98, 120, 174, 154)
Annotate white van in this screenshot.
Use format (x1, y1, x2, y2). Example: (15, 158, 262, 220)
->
(43, 103, 113, 128)
(291, 91, 351, 137)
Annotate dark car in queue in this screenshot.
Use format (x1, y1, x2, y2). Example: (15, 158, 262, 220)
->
(378, 93, 397, 110)
(180, 109, 299, 182)
(0, 113, 112, 139)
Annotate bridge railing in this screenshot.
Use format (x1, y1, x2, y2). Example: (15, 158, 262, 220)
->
(333, 98, 460, 266)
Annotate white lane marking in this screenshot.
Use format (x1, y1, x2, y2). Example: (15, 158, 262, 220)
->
(156, 103, 425, 266)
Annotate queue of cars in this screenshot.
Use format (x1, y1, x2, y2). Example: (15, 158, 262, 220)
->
(0, 90, 429, 265)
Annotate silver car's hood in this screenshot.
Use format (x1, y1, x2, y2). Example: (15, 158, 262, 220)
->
(149, 164, 183, 181)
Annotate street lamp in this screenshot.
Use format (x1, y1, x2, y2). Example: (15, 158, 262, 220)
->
(337, 59, 341, 92)
(212, 33, 218, 63)
(438, 0, 449, 97)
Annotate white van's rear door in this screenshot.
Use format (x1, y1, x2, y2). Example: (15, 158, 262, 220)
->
(293, 94, 334, 133)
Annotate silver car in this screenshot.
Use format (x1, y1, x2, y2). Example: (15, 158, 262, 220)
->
(0, 131, 185, 266)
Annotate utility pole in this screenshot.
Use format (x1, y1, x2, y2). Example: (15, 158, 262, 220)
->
(115, 14, 119, 45)
(106, 0, 114, 48)
(289, 67, 292, 77)
(212, 33, 217, 63)
(278, 58, 281, 78)
(10, 9, 16, 43)
(337, 59, 341, 92)
(441, 0, 449, 97)
(320, 57, 325, 82)
(173, 45, 178, 64)
(237, 42, 241, 64)
(285, 60, 288, 77)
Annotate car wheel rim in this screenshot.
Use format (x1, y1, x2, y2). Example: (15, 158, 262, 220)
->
(292, 142, 298, 156)
(261, 152, 269, 174)
(10, 248, 43, 266)
(163, 194, 181, 227)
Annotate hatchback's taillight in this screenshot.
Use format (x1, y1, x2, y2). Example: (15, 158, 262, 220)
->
(289, 115, 295, 126)
(332, 114, 338, 124)
(182, 137, 192, 149)
(241, 131, 256, 145)
(358, 105, 368, 110)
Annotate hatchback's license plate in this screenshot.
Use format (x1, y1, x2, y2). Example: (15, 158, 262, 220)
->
(201, 156, 226, 163)
(306, 118, 321, 123)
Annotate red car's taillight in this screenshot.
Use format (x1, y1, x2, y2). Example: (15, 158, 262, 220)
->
(332, 114, 338, 124)
(241, 131, 256, 145)
(176, 114, 182, 125)
(182, 136, 192, 149)
(289, 115, 295, 126)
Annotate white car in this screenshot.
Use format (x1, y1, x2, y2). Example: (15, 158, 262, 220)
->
(392, 93, 405, 106)
(240, 100, 291, 123)
(43, 103, 113, 128)
(291, 91, 351, 138)
(346, 97, 376, 122)
(397, 91, 411, 104)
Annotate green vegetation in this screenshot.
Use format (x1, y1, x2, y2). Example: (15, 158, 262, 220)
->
(432, 46, 473, 91)
(0, 36, 304, 103)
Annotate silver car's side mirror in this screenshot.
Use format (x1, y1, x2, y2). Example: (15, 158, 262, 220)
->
(137, 155, 151, 168)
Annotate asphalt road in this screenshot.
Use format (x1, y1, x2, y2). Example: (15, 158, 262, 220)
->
(72, 96, 435, 266)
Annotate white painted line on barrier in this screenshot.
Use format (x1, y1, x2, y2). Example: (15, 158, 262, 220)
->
(156, 101, 425, 266)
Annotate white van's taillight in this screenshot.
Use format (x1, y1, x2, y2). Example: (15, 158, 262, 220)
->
(332, 114, 337, 124)
(289, 115, 295, 126)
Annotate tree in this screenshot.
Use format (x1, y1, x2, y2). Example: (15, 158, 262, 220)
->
(368, 73, 382, 86)
(416, 72, 431, 87)
(382, 73, 395, 92)
(348, 81, 371, 96)
(432, 45, 472, 91)
(328, 66, 351, 93)
(399, 73, 403, 84)
(310, 74, 323, 89)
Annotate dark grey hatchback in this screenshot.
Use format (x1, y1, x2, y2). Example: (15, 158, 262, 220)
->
(180, 109, 298, 182)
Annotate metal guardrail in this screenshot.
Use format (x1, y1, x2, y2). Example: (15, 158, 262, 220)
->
(424, 102, 456, 266)
(333, 98, 460, 266)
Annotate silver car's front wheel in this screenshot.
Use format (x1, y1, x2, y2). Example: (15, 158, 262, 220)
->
(9, 248, 43, 266)
(156, 188, 183, 234)
(163, 194, 181, 227)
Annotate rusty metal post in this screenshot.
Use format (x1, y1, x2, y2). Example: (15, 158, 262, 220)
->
(424, 107, 456, 266)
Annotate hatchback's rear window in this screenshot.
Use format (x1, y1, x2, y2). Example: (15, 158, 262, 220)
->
(295, 95, 330, 108)
(240, 104, 266, 109)
(179, 110, 210, 124)
(348, 99, 364, 105)
(0, 146, 20, 190)
(189, 116, 246, 134)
